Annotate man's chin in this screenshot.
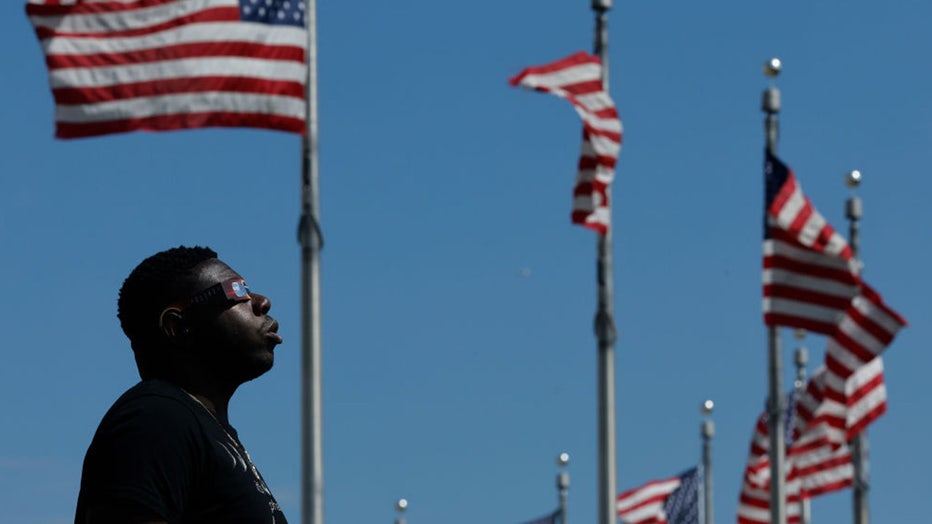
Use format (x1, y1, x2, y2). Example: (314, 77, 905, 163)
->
(237, 355, 275, 383)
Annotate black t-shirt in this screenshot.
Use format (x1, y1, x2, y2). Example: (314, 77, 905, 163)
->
(74, 380, 288, 524)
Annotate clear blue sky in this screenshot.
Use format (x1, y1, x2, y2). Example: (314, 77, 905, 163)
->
(3, 1, 930, 523)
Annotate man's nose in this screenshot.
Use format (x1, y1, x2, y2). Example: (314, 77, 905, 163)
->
(251, 292, 271, 315)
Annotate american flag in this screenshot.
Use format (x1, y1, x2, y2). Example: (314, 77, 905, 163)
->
(823, 283, 905, 383)
(737, 390, 846, 524)
(761, 150, 905, 437)
(617, 467, 699, 524)
(737, 480, 804, 524)
(26, 0, 307, 139)
(738, 392, 799, 496)
(793, 358, 887, 450)
(787, 369, 859, 498)
(509, 51, 622, 234)
(737, 358, 891, 524)
(518, 509, 560, 524)
(742, 305, 904, 519)
(762, 151, 861, 334)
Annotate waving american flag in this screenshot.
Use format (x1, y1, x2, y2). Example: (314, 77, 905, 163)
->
(510, 52, 622, 234)
(26, 0, 307, 138)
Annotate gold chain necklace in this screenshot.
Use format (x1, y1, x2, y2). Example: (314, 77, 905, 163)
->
(181, 389, 263, 480)
(178, 387, 283, 523)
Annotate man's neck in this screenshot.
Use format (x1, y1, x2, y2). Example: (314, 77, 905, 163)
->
(170, 379, 237, 426)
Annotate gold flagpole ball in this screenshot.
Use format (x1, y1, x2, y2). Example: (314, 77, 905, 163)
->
(846, 170, 863, 188)
(557, 452, 570, 467)
(764, 58, 782, 78)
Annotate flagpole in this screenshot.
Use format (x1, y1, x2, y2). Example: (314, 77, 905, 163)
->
(394, 498, 408, 524)
(700, 400, 714, 524)
(300, 0, 324, 522)
(591, 2, 618, 524)
(845, 169, 870, 524)
(557, 452, 570, 524)
(762, 57, 787, 524)
(793, 333, 812, 524)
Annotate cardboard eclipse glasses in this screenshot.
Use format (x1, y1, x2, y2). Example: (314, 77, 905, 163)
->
(159, 278, 251, 329)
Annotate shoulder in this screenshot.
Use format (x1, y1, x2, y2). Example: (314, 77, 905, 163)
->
(77, 382, 208, 524)
(109, 380, 200, 420)
(92, 380, 208, 450)
(115, 379, 196, 406)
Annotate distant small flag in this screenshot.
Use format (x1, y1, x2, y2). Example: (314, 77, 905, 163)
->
(793, 357, 887, 448)
(736, 361, 893, 524)
(617, 467, 700, 524)
(739, 391, 798, 494)
(822, 283, 906, 384)
(519, 509, 561, 524)
(790, 438, 853, 497)
(509, 51, 622, 234)
(737, 391, 828, 524)
(786, 371, 857, 498)
(737, 480, 804, 524)
(26, 0, 307, 138)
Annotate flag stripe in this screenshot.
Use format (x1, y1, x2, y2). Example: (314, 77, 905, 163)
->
(33, 8, 243, 40)
(53, 76, 303, 105)
(28, 0, 238, 33)
(27, 0, 190, 17)
(46, 40, 304, 68)
(39, 22, 306, 55)
(55, 111, 304, 138)
(56, 89, 302, 120)
(47, 54, 306, 89)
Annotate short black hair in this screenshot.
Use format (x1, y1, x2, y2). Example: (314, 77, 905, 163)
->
(117, 246, 217, 376)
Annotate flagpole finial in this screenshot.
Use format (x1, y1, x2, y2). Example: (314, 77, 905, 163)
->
(591, 0, 612, 11)
(701, 399, 714, 415)
(764, 57, 782, 78)
(761, 58, 782, 115)
(846, 169, 863, 189)
(394, 498, 408, 524)
(557, 452, 570, 467)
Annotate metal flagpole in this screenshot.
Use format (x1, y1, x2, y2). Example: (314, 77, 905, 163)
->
(557, 452, 570, 524)
(299, 0, 324, 522)
(845, 169, 870, 524)
(762, 57, 787, 524)
(394, 498, 408, 524)
(701, 400, 714, 524)
(591, 2, 618, 524)
(793, 333, 812, 524)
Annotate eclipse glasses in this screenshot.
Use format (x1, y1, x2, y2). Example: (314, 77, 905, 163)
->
(159, 278, 251, 329)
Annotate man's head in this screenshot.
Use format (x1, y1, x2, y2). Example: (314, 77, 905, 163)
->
(117, 246, 282, 383)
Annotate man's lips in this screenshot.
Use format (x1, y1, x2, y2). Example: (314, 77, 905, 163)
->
(264, 318, 283, 345)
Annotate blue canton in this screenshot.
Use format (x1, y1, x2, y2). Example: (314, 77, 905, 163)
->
(239, 0, 306, 27)
(763, 150, 791, 239)
(663, 467, 700, 524)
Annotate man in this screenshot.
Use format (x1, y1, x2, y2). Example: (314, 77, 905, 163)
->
(75, 245, 288, 524)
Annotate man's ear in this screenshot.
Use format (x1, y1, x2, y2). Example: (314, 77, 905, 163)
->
(159, 308, 187, 342)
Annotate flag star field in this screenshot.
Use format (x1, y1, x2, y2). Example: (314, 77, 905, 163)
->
(240, 0, 305, 27)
